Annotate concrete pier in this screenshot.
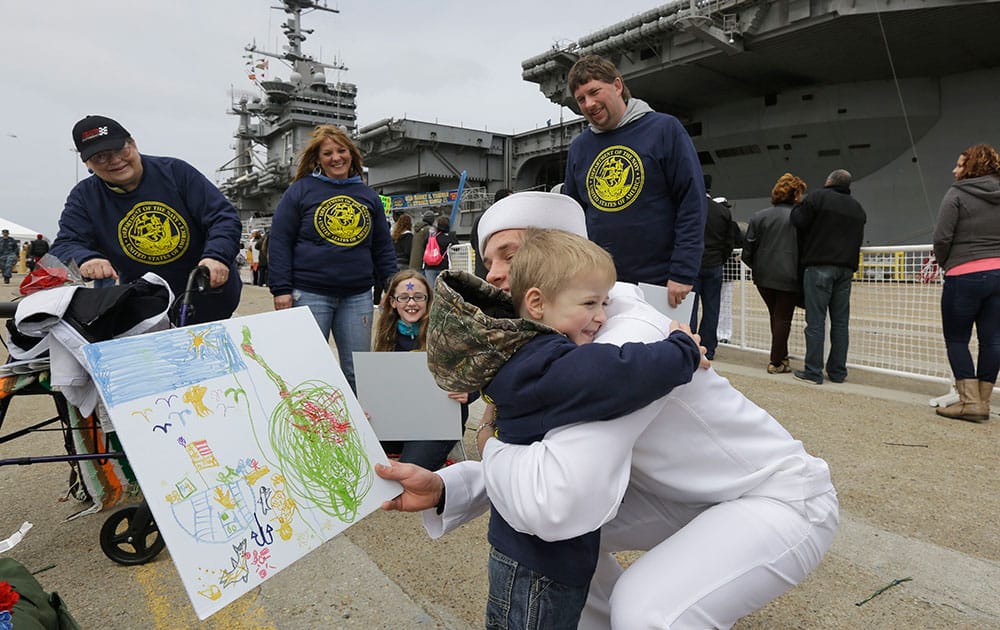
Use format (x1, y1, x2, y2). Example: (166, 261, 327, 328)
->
(1, 284, 997, 629)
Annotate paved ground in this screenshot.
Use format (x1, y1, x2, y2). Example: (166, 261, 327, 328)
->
(1, 282, 998, 629)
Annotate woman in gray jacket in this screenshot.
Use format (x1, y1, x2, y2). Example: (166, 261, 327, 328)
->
(742, 173, 807, 374)
(933, 143, 1000, 422)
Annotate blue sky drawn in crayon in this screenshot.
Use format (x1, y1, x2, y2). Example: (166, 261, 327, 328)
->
(84, 324, 247, 407)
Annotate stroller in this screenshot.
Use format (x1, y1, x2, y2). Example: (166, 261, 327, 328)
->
(0, 266, 212, 565)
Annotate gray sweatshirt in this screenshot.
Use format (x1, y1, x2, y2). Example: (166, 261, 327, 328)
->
(933, 174, 1000, 270)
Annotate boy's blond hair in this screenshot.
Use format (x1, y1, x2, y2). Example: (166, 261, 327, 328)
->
(509, 229, 617, 310)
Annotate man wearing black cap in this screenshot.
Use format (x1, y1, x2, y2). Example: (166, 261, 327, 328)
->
(51, 115, 242, 323)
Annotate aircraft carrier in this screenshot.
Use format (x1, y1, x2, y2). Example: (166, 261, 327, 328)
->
(519, 0, 1000, 244)
(219, 0, 1000, 245)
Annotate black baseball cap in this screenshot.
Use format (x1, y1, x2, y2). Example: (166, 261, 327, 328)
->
(72, 115, 131, 162)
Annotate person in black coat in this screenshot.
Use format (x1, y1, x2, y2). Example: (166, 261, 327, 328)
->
(470, 188, 513, 279)
(742, 173, 807, 374)
(790, 169, 867, 384)
(689, 175, 737, 360)
(391, 214, 414, 271)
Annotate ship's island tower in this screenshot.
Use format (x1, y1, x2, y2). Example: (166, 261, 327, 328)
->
(218, 0, 357, 228)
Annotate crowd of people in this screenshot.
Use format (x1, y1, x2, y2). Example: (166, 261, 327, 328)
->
(33, 49, 998, 628)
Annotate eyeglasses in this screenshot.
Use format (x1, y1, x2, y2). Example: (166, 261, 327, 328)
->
(89, 143, 133, 165)
(391, 293, 427, 303)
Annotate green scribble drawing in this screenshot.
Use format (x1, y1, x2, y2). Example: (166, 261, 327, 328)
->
(239, 326, 372, 522)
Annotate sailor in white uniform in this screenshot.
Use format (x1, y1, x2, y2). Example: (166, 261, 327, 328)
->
(380, 192, 838, 629)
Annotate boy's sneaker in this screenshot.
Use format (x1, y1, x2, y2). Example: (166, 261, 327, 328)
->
(793, 370, 822, 385)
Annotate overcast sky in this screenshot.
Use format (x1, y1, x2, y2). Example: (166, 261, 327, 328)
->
(1, 0, 660, 238)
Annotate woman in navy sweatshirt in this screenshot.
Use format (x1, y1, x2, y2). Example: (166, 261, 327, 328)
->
(268, 125, 397, 393)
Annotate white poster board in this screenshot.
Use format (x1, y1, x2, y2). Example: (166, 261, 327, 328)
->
(353, 351, 462, 440)
(82, 308, 400, 620)
(638, 283, 696, 324)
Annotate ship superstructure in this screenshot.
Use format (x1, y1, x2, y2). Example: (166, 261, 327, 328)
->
(218, 0, 357, 225)
(519, 0, 1000, 243)
(225, 0, 1000, 245)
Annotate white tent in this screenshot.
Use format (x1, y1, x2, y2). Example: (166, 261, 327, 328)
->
(0, 217, 42, 242)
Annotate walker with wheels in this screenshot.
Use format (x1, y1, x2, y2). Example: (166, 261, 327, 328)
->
(0, 266, 213, 565)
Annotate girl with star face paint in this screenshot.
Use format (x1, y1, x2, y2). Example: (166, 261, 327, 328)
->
(372, 269, 477, 470)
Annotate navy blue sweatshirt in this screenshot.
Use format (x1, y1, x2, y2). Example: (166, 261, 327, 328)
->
(483, 330, 702, 586)
(268, 176, 397, 298)
(563, 113, 706, 286)
(51, 155, 242, 321)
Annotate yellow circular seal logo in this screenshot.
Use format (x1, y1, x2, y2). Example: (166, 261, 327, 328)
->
(314, 196, 371, 246)
(118, 201, 190, 264)
(585, 145, 644, 212)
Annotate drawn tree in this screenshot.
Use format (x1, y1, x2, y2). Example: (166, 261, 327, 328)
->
(239, 326, 372, 521)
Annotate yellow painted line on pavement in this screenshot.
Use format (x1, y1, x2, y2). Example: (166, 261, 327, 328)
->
(135, 560, 276, 629)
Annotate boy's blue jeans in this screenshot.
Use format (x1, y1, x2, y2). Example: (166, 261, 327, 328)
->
(486, 547, 588, 630)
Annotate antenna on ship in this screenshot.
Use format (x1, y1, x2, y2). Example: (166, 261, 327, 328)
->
(219, 0, 359, 225)
(247, 0, 347, 86)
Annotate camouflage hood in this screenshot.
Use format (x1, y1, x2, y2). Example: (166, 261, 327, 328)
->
(426, 270, 556, 392)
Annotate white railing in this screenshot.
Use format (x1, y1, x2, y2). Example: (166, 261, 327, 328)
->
(448, 243, 476, 275)
(723, 245, 960, 384)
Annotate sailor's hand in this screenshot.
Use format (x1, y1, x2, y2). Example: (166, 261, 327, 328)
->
(376, 461, 444, 512)
(198, 258, 229, 288)
(447, 392, 469, 404)
(273, 294, 293, 310)
(80, 258, 118, 281)
(667, 280, 693, 308)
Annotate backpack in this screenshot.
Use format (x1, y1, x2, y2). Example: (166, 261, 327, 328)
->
(423, 232, 445, 266)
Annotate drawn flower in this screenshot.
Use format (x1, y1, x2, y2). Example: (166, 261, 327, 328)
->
(0, 610, 13, 630)
(0, 581, 18, 611)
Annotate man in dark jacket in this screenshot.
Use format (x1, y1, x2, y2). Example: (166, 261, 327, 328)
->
(689, 175, 737, 360)
(51, 115, 242, 323)
(790, 169, 867, 384)
(470, 189, 513, 279)
(26, 234, 50, 271)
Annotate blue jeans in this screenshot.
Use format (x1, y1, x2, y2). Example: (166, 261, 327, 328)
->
(690, 264, 724, 359)
(293, 288, 373, 393)
(486, 547, 588, 630)
(802, 265, 854, 383)
(941, 269, 1000, 382)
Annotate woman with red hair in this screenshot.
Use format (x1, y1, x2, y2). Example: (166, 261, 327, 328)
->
(933, 143, 1000, 422)
(742, 173, 807, 374)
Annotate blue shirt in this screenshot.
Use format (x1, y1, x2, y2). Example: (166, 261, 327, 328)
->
(564, 112, 706, 286)
(52, 155, 242, 320)
(484, 330, 702, 586)
(268, 176, 397, 298)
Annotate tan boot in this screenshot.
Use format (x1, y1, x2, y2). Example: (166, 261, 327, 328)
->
(980, 381, 995, 418)
(936, 379, 989, 422)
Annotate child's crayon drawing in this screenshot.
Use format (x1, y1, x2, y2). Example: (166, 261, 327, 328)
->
(82, 308, 400, 621)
